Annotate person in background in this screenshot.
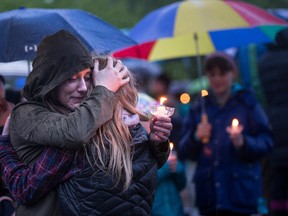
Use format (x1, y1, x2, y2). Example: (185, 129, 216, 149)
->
(0, 74, 15, 216)
(178, 51, 273, 216)
(258, 27, 288, 216)
(148, 73, 172, 101)
(151, 147, 186, 216)
(0, 75, 14, 133)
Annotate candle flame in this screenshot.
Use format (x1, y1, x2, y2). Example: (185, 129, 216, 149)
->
(160, 97, 167, 105)
(169, 142, 174, 151)
(201, 90, 208, 97)
(232, 118, 239, 127)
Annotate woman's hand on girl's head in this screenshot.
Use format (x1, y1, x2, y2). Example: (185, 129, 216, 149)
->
(92, 57, 130, 92)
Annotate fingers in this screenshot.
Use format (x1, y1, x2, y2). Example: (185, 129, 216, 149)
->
(107, 57, 123, 73)
(149, 117, 172, 143)
(106, 56, 114, 68)
(92, 57, 130, 91)
(150, 132, 168, 142)
(92, 61, 99, 86)
(113, 59, 122, 72)
(120, 76, 130, 86)
(93, 60, 99, 73)
(119, 65, 130, 83)
(156, 116, 172, 123)
(150, 117, 172, 138)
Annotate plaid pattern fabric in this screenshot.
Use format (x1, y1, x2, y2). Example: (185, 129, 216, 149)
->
(0, 135, 80, 205)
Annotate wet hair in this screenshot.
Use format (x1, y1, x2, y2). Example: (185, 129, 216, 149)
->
(204, 52, 237, 75)
(87, 56, 149, 190)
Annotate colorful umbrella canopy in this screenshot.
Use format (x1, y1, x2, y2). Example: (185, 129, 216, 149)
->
(0, 8, 137, 62)
(114, 0, 288, 61)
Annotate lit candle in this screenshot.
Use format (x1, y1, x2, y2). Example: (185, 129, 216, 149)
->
(170, 142, 174, 151)
(231, 118, 239, 133)
(232, 118, 239, 128)
(169, 142, 174, 157)
(156, 97, 167, 117)
(226, 118, 244, 136)
(149, 97, 175, 117)
(160, 97, 167, 105)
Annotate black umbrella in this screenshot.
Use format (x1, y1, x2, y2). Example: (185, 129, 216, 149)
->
(0, 8, 137, 62)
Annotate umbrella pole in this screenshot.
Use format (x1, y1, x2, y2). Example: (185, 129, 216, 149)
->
(27, 59, 31, 73)
(193, 33, 209, 145)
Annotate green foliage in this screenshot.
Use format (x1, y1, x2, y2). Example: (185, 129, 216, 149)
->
(2, 0, 287, 29)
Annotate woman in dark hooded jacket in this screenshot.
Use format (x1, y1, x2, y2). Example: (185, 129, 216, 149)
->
(0, 29, 172, 215)
(8, 29, 128, 216)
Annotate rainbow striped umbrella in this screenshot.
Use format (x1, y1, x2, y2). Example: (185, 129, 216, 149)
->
(114, 0, 287, 61)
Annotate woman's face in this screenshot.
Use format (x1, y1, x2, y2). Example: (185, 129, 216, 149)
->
(206, 66, 234, 96)
(55, 68, 92, 111)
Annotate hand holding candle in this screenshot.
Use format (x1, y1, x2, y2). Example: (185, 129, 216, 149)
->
(226, 118, 244, 149)
(149, 113, 172, 144)
(150, 97, 175, 118)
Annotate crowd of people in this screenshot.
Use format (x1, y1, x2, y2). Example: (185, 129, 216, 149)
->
(0, 27, 288, 216)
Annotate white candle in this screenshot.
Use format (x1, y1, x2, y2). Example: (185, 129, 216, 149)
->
(154, 97, 167, 117)
(231, 118, 239, 133)
(170, 142, 174, 151)
(150, 97, 175, 117)
(169, 142, 174, 157)
(160, 97, 167, 105)
(232, 118, 239, 127)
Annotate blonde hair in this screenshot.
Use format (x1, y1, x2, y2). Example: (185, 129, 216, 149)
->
(85, 57, 149, 190)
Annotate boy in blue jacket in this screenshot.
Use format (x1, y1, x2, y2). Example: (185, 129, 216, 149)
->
(179, 52, 273, 216)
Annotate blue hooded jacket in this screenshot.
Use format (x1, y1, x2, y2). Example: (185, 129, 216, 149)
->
(179, 84, 273, 215)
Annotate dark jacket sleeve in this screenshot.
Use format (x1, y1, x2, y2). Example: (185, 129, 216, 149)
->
(150, 140, 170, 168)
(10, 86, 117, 149)
(0, 135, 79, 204)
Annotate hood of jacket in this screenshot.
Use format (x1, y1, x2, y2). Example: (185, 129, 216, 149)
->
(23, 30, 93, 101)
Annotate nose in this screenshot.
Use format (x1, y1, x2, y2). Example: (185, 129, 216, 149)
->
(77, 78, 88, 93)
